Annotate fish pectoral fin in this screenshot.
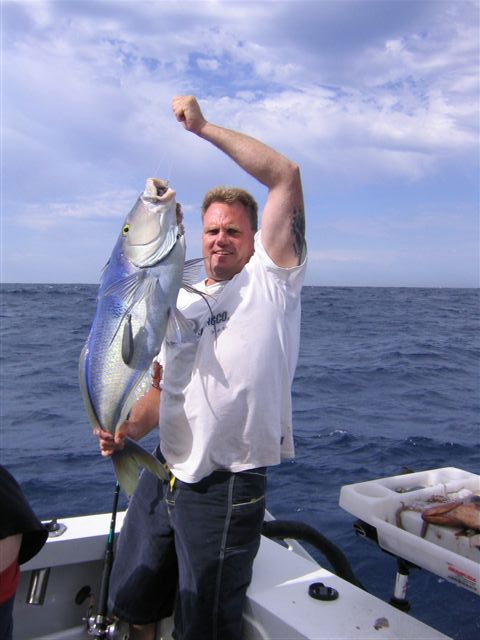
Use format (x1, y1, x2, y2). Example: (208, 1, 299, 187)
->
(108, 274, 159, 349)
(112, 439, 168, 497)
(101, 271, 147, 305)
(121, 314, 134, 364)
(165, 307, 198, 344)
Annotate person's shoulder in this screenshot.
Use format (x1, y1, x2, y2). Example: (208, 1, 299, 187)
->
(253, 231, 307, 273)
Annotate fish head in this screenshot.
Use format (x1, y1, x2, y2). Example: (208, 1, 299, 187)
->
(121, 178, 180, 268)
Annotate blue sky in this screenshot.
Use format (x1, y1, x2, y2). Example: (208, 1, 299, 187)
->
(2, 0, 479, 286)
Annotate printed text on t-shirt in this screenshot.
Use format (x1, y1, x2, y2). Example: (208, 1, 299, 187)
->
(200, 310, 229, 336)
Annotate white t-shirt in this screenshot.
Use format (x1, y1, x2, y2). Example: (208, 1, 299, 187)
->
(159, 231, 307, 483)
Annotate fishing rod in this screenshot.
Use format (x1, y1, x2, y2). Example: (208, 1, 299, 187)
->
(88, 481, 129, 639)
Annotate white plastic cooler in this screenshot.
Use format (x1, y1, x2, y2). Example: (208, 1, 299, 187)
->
(340, 467, 480, 594)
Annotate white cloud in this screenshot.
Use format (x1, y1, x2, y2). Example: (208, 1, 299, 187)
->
(4, 1, 478, 192)
(13, 189, 138, 231)
(2, 0, 478, 285)
(196, 57, 221, 72)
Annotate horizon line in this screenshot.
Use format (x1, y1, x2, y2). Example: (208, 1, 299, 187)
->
(1, 281, 479, 290)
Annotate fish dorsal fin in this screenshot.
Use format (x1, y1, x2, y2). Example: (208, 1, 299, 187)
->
(180, 258, 216, 323)
(182, 258, 204, 286)
(180, 282, 216, 332)
(165, 307, 198, 344)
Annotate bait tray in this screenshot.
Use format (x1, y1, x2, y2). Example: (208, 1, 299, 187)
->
(340, 467, 480, 595)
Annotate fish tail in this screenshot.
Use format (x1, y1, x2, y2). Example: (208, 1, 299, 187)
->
(112, 439, 169, 496)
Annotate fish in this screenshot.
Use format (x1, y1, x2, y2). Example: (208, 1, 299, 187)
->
(421, 496, 480, 531)
(79, 178, 198, 496)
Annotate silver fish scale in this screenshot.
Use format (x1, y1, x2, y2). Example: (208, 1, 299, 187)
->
(80, 185, 186, 437)
(85, 244, 185, 434)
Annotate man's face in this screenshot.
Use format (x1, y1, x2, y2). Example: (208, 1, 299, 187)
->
(202, 201, 255, 284)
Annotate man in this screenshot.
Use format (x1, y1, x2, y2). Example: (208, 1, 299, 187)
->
(96, 95, 306, 640)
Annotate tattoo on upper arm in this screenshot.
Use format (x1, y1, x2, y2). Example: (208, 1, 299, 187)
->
(292, 205, 306, 258)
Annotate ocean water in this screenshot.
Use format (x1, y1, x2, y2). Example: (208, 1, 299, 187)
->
(1, 284, 479, 639)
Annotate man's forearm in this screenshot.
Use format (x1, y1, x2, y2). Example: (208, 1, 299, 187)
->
(127, 386, 160, 439)
(196, 121, 299, 191)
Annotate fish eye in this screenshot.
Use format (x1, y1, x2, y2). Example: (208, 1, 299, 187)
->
(122, 224, 130, 236)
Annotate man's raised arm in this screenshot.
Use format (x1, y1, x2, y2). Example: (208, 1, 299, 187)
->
(172, 95, 305, 268)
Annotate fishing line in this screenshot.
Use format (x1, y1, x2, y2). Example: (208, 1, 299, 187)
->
(150, 144, 172, 184)
(151, 157, 167, 182)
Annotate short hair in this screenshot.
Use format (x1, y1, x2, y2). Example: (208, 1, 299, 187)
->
(201, 186, 258, 231)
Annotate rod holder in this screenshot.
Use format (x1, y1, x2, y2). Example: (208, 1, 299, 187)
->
(26, 567, 50, 605)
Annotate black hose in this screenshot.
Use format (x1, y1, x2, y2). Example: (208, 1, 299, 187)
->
(262, 520, 365, 590)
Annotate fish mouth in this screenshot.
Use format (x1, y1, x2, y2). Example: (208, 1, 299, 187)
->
(144, 178, 176, 201)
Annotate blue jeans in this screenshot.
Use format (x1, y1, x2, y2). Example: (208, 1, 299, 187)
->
(109, 457, 266, 640)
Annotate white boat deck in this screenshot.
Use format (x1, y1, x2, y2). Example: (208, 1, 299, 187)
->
(14, 512, 451, 640)
(246, 535, 449, 639)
